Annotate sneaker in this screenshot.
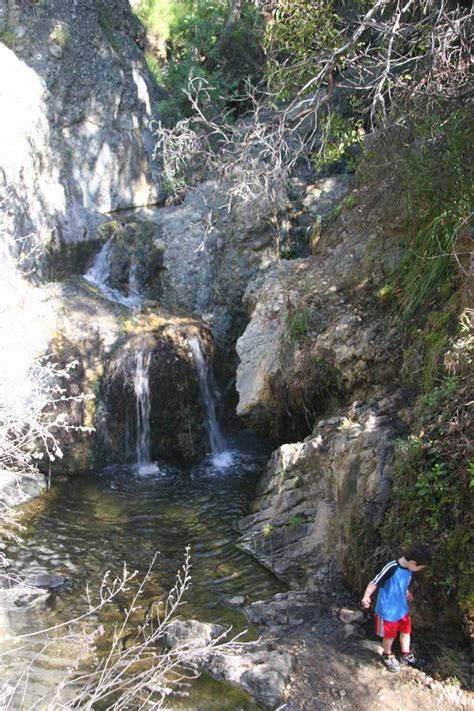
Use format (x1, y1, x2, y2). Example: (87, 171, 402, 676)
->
(400, 652, 424, 668)
(381, 654, 401, 672)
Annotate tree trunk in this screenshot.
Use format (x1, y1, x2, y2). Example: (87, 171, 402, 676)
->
(202, 0, 244, 72)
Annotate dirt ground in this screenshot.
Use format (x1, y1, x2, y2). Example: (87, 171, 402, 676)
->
(278, 609, 473, 711)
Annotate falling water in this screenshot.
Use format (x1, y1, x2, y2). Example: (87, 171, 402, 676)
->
(188, 337, 233, 469)
(84, 238, 142, 310)
(133, 348, 159, 475)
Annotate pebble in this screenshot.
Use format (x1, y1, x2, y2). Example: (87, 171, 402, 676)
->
(48, 43, 63, 59)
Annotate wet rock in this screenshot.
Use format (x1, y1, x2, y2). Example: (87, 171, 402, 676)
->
(163, 618, 293, 707)
(222, 595, 247, 608)
(0, 469, 46, 508)
(338, 608, 364, 624)
(25, 573, 69, 591)
(244, 592, 320, 629)
(104, 324, 210, 464)
(209, 647, 294, 709)
(133, 180, 286, 355)
(163, 619, 225, 649)
(3, 583, 48, 609)
(48, 43, 63, 59)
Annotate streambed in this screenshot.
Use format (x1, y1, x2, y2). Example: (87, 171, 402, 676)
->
(1, 433, 285, 709)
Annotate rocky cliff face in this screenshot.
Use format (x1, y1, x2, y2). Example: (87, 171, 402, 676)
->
(234, 181, 412, 592)
(237, 395, 403, 591)
(235, 183, 402, 441)
(0, 0, 161, 255)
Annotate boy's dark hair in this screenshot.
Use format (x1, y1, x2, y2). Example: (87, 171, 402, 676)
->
(404, 543, 432, 566)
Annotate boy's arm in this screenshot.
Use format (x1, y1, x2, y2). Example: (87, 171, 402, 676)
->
(361, 560, 398, 608)
(361, 581, 377, 608)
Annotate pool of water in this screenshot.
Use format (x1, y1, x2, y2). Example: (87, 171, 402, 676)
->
(1, 433, 285, 709)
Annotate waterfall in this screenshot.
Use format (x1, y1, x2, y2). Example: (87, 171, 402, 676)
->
(84, 238, 142, 310)
(188, 337, 233, 469)
(133, 348, 158, 475)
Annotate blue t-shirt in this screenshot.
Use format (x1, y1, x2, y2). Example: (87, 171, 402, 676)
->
(372, 561, 412, 622)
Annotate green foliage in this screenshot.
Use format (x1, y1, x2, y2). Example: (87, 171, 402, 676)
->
(345, 311, 473, 628)
(135, 0, 265, 122)
(344, 194, 358, 210)
(145, 51, 163, 85)
(315, 115, 365, 172)
(391, 106, 473, 322)
(420, 375, 458, 408)
(287, 514, 303, 527)
(134, 0, 179, 40)
(286, 307, 310, 341)
(264, 0, 342, 100)
(401, 307, 457, 392)
(380, 360, 472, 618)
(337, 416, 355, 432)
(50, 21, 69, 48)
(377, 282, 397, 306)
(262, 523, 274, 538)
(0, 28, 15, 47)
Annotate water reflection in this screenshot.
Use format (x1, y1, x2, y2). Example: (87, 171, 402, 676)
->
(2, 432, 284, 709)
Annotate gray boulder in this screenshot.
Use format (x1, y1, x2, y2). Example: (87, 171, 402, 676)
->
(162, 618, 293, 708)
(163, 619, 225, 650)
(209, 647, 294, 709)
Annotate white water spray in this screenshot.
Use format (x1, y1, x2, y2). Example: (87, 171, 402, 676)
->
(84, 238, 142, 310)
(133, 348, 159, 475)
(188, 337, 233, 469)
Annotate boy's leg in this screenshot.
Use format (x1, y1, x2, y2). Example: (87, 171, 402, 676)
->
(399, 632, 410, 654)
(381, 637, 400, 671)
(376, 617, 401, 671)
(398, 616, 423, 666)
(382, 636, 395, 655)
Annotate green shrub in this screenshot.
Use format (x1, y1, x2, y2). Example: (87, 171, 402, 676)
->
(315, 115, 365, 173)
(50, 21, 69, 48)
(0, 28, 15, 47)
(287, 514, 304, 527)
(286, 307, 310, 341)
(134, 0, 180, 40)
(134, 0, 265, 122)
(263, 0, 342, 100)
(390, 106, 473, 322)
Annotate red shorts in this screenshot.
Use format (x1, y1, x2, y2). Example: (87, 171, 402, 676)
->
(376, 613, 411, 638)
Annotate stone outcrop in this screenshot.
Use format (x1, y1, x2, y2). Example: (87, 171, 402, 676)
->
(47, 280, 212, 469)
(0, 0, 161, 254)
(237, 396, 404, 591)
(103, 319, 210, 464)
(235, 180, 402, 440)
(1, 257, 212, 472)
(236, 257, 400, 440)
(134, 181, 285, 350)
(127, 174, 350, 394)
(163, 618, 293, 709)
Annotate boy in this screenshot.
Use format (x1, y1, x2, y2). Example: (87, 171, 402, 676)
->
(361, 543, 432, 672)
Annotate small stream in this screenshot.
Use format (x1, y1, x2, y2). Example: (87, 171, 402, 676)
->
(1, 433, 285, 709)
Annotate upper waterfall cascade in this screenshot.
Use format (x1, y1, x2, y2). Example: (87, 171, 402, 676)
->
(84, 238, 143, 310)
